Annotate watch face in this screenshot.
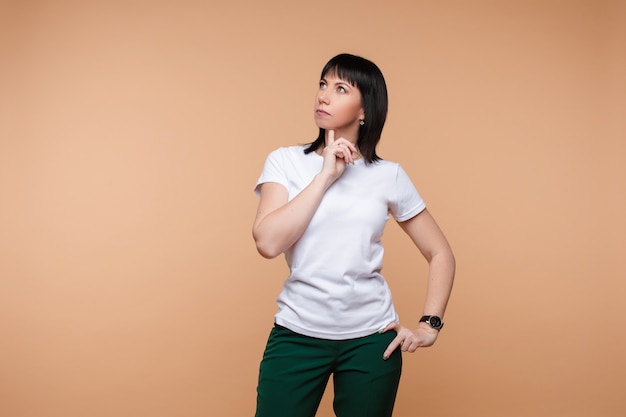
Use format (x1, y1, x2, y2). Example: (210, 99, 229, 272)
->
(429, 316, 442, 328)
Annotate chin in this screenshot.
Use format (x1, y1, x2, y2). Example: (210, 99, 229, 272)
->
(314, 120, 333, 130)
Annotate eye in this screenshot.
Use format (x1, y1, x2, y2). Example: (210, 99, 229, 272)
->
(319, 80, 327, 89)
(337, 86, 347, 94)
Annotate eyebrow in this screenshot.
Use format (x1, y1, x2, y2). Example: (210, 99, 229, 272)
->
(322, 78, 352, 89)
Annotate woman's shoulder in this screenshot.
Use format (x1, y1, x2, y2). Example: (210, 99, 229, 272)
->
(365, 159, 416, 182)
(374, 158, 399, 166)
(367, 158, 401, 172)
(265, 144, 309, 161)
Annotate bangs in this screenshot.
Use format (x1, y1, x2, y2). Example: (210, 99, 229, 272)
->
(320, 54, 375, 92)
(322, 65, 360, 88)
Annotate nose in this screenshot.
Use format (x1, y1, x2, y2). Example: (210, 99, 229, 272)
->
(318, 91, 329, 104)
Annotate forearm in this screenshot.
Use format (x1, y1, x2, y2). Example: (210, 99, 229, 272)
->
(382, 249, 455, 356)
(421, 250, 456, 318)
(253, 173, 334, 258)
(397, 209, 456, 320)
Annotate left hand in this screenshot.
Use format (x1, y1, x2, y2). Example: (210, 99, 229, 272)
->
(381, 321, 439, 360)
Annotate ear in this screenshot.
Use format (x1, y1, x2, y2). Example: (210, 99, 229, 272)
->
(359, 108, 365, 122)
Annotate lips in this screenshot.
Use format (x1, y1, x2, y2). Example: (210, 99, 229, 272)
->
(316, 109, 330, 116)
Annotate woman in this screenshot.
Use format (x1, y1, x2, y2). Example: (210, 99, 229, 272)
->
(252, 53, 455, 417)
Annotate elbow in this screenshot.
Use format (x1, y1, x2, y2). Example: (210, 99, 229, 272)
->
(252, 226, 286, 259)
(254, 239, 282, 259)
(446, 250, 456, 279)
(443, 248, 456, 272)
(447, 249, 456, 268)
(430, 246, 456, 271)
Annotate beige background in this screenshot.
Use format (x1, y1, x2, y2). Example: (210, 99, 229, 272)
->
(1, 1, 625, 416)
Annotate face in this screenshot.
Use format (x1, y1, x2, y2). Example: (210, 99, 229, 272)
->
(313, 72, 365, 135)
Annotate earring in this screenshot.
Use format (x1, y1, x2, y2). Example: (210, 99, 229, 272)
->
(359, 120, 364, 126)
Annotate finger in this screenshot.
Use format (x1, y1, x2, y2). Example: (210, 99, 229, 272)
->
(333, 137, 356, 153)
(380, 322, 398, 334)
(327, 129, 335, 146)
(334, 148, 347, 159)
(382, 338, 402, 361)
(343, 144, 355, 164)
(335, 137, 356, 154)
(336, 144, 353, 163)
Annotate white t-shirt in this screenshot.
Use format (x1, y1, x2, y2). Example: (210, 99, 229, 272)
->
(255, 145, 426, 340)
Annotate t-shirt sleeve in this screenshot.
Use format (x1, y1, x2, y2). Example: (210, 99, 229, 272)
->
(389, 164, 426, 222)
(254, 148, 289, 197)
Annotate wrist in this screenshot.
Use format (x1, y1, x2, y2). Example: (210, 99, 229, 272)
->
(417, 322, 440, 335)
(419, 315, 444, 331)
(313, 172, 336, 189)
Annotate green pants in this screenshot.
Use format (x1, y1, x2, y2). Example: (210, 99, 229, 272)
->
(255, 324, 402, 417)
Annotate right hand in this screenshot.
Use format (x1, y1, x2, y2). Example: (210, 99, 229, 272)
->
(320, 130, 358, 182)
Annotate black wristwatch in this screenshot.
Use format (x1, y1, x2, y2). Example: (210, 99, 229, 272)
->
(419, 315, 444, 331)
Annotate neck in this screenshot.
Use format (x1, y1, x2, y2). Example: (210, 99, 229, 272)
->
(318, 129, 362, 160)
(324, 128, 359, 146)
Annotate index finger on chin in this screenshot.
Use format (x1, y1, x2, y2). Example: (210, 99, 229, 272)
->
(327, 129, 335, 145)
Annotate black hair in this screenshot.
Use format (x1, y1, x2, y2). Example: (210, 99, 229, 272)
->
(303, 53, 388, 164)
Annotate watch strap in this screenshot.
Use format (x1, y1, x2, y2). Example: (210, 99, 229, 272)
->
(419, 315, 444, 330)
